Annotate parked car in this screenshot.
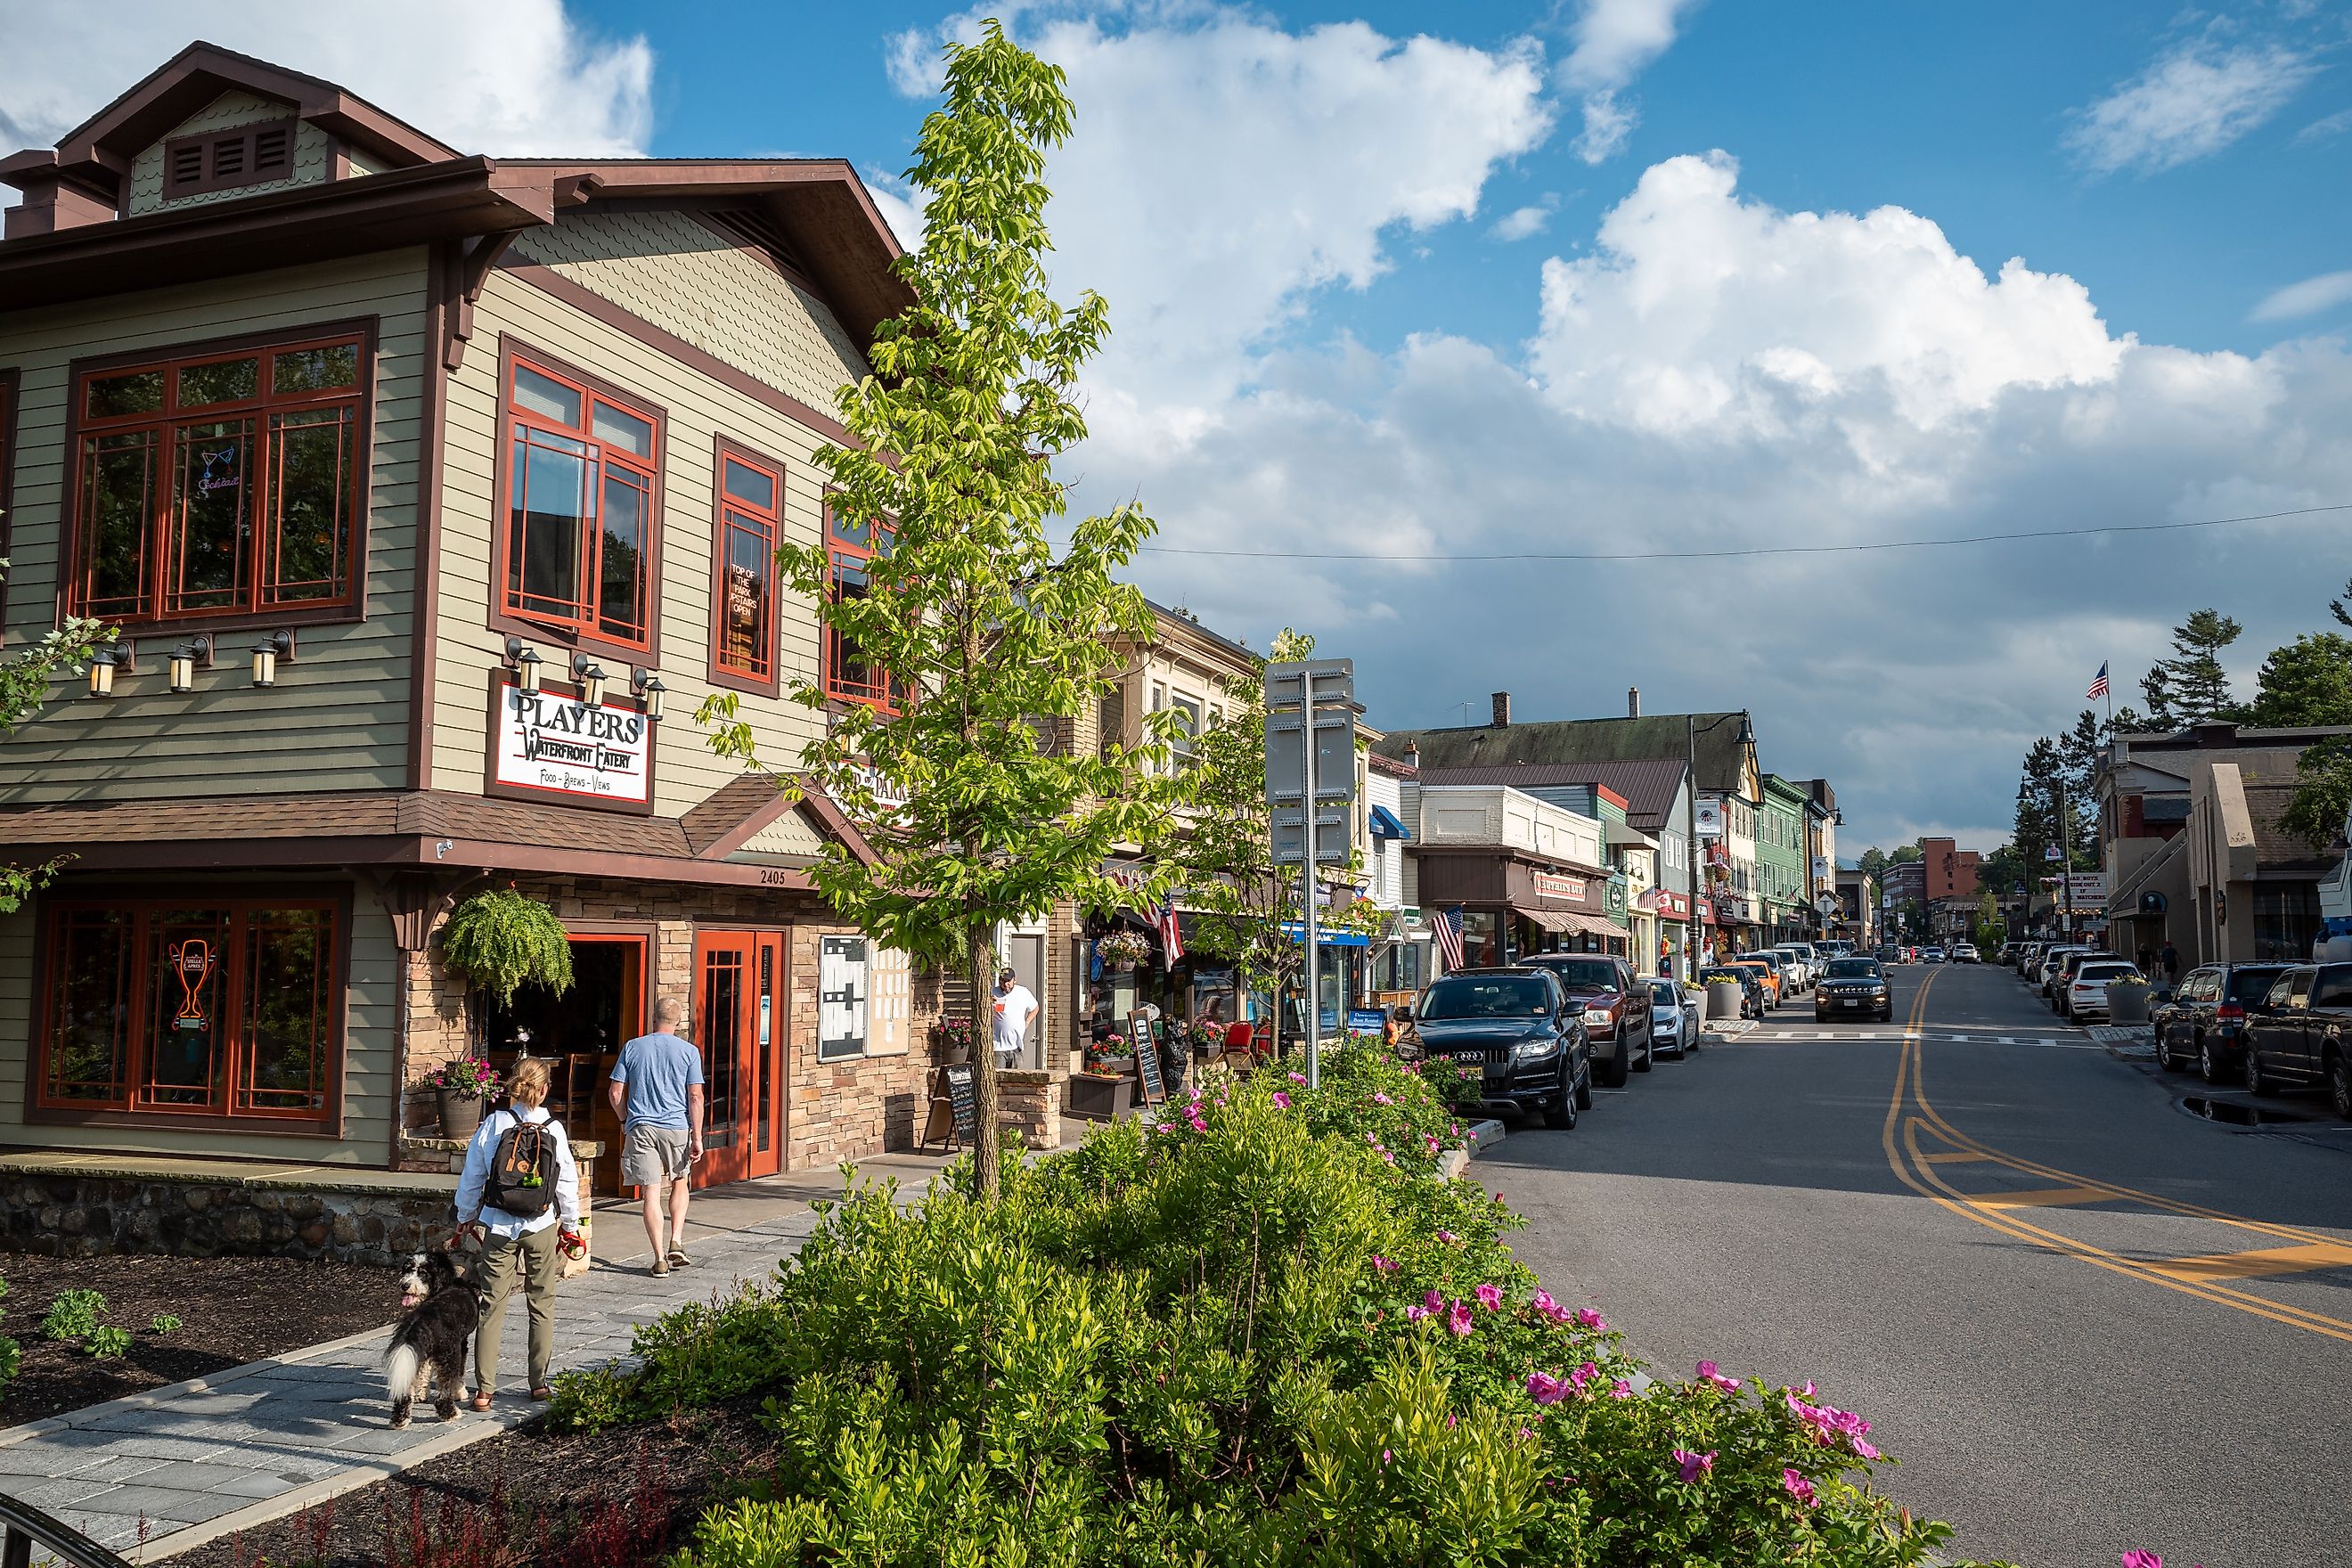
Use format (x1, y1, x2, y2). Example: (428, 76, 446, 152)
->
(1998, 943, 2021, 966)
(1876, 944, 1906, 964)
(1774, 943, 1822, 990)
(1816, 957, 1894, 1022)
(1948, 944, 1979, 964)
(1744, 951, 1794, 1002)
(2036, 945, 2094, 998)
(1700, 964, 1767, 1019)
(2016, 943, 2046, 976)
(1523, 953, 1654, 1088)
(2242, 965, 2352, 1115)
(2062, 959, 2142, 1021)
(1727, 959, 1783, 1010)
(1646, 976, 1701, 1057)
(1412, 968, 1591, 1128)
(2152, 963, 2295, 1082)
(1921, 946, 1946, 964)
(2046, 948, 2105, 1006)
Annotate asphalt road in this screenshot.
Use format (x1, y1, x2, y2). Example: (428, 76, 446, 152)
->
(1484, 960, 2352, 1568)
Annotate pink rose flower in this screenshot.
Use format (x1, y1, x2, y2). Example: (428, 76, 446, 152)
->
(1526, 1371, 1569, 1406)
(1373, 1091, 1392, 1105)
(1783, 1469, 1817, 1508)
(1609, 1379, 1634, 1400)
(1271, 1091, 1291, 1110)
(1576, 1309, 1605, 1332)
(1447, 1301, 1475, 1336)
(1674, 1449, 1715, 1483)
(1435, 1229, 1459, 1245)
(1371, 1254, 1399, 1272)
(1570, 1361, 1597, 1394)
(1474, 1284, 1503, 1311)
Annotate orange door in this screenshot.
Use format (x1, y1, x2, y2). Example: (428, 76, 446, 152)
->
(691, 931, 786, 1188)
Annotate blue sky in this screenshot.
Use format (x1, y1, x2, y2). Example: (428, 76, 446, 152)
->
(8, 0, 2352, 853)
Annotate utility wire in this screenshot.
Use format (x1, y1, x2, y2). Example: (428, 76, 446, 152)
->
(1121, 502, 2352, 563)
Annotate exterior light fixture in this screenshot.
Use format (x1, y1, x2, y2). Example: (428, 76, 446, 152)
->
(249, 630, 295, 689)
(633, 668, 666, 722)
(167, 635, 214, 694)
(503, 634, 545, 695)
(573, 654, 606, 707)
(87, 649, 121, 698)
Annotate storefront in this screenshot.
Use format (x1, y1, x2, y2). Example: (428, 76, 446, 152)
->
(1414, 851, 1623, 968)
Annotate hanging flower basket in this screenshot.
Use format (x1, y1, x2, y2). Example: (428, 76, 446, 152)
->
(1096, 931, 1150, 972)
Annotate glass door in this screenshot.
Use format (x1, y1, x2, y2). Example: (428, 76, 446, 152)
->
(692, 931, 785, 1188)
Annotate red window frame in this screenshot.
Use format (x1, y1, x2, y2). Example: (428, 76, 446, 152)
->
(496, 346, 662, 657)
(822, 496, 902, 715)
(66, 330, 368, 628)
(708, 439, 783, 694)
(33, 894, 346, 1131)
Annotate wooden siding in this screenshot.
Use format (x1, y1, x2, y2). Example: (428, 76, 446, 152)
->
(435, 261, 872, 815)
(0, 249, 429, 801)
(0, 878, 401, 1165)
(126, 90, 325, 217)
(735, 805, 823, 858)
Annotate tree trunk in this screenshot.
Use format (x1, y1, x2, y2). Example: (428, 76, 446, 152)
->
(969, 906, 1001, 1196)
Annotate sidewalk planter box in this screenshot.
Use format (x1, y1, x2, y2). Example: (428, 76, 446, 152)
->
(1065, 1073, 1137, 1123)
(1707, 979, 1745, 1020)
(2108, 982, 2152, 1025)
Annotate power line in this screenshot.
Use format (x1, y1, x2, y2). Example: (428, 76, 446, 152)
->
(1123, 502, 2352, 563)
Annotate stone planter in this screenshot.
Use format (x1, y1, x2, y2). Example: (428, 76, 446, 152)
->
(1707, 979, 1745, 1021)
(1065, 1073, 1137, 1122)
(436, 1090, 486, 1142)
(2107, 984, 2152, 1025)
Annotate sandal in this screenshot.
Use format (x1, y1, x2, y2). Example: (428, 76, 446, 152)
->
(667, 1246, 692, 1269)
(530, 1385, 554, 1401)
(468, 1392, 493, 1411)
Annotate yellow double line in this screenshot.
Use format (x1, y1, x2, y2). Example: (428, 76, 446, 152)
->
(1881, 969, 2352, 1345)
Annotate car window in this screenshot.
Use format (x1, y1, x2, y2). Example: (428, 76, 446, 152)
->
(2078, 962, 2136, 980)
(2289, 971, 2315, 1007)
(2317, 968, 2352, 1009)
(1419, 976, 1555, 1019)
(1825, 959, 1882, 979)
(1530, 958, 1618, 989)
(2227, 968, 2291, 1004)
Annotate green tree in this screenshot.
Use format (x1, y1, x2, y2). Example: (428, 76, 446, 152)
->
(2282, 739, 2352, 850)
(1855, 846, 1887, 878)
(2244, 633, 2352, 728)
(701, 24, 1185, 1195)
(1888, 844, 1923, 864)
(2138, 608, 2243, 728)
(0, 584, 111, 911)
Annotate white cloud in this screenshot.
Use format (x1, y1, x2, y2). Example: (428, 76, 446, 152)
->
(1488, 194, 1560, 242)
(2251, 268, 2352, 323)
(0, 0, 652, 155)
(2297, 106, 2352, 144)
(1557, 0, 1702, 163)
(2065, 41, 2317, 175)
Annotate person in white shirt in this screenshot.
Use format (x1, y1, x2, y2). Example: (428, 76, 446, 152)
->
(992, 966, 1038, 1069)
(453, 1057, 580, 1407)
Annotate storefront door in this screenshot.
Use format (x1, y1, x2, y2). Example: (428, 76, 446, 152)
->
(693, 930, 786, 1187)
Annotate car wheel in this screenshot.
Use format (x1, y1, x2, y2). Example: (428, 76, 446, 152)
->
(1597, 1039, 1629, 1088)
(1633, 1030, 1654, 1072)
(2198, 1036, 2229, 1085)
(1574, 1049, 1595, 1109)
(1542, 1057, 1579, 1129)
(2154, 1031, 2176, 1072)
(2244, 1046, 2270, 1098)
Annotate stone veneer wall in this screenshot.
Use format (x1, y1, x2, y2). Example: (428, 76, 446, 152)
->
(2, 1172, 449, 1269)
(398, 875, 941, 1173)
(996, 1069, 1062, 1152)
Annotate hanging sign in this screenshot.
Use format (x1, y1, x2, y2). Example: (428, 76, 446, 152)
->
(490, 678, 653, 808)
(1695, 800, 1724, 837)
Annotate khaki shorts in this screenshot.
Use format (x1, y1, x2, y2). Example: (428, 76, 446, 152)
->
(621, 1123, 692, 1187)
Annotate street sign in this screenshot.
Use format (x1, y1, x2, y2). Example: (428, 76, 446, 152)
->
(1695, 799, 1724, 837)
(1813, 893, 1839, 916)
(1265, 660, 1356, 867)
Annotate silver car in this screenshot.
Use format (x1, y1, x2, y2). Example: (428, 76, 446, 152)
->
(1646, 976, 1702, 1057)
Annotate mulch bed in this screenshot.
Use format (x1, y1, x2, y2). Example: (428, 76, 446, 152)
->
(1, 1254, 394, 1427)
(164, 1397, 776, 1568)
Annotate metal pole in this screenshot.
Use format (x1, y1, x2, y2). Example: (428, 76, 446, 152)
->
(1301, 667, 1321, 1090)
(2055, 772, 2074, 946)
(1686, 715, 1701, 977)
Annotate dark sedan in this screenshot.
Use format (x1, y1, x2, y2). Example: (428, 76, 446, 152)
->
(2152, 962, 2292, 1083)
(1815, 957, 1893, 1023)
(1412, 968, 1593, 1129)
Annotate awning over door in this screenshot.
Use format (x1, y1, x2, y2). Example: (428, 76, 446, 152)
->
(1518, 909, 1621, 939)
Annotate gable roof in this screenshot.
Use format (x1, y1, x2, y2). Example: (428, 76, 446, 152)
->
(1379, 714, 1753, 796)
(1409, 758, 1688, 831)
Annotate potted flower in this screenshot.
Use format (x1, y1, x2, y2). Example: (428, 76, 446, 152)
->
(1070, 1033, 1137, 1121)
(422, 1057, 501, 1140)
(933, 1015, 978, 1063)
(1096, 930, 1150, 973)
(2107, 973, 2154, 1026)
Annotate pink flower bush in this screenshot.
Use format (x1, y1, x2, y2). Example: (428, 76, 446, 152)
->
(1372, 1091, 1392, 1106)
(1695, 1360, 1742, 1395)
(1610, 1379, 1635, 1400)
(1526, 1370, 1569, 1405)
(1575, 1308, 1605, 1332)
(1570, 1361, 1598, 1395)
(1271, 1091, 1291, 1110)
(1674, 1449, 1716, 1483)
(1782, 1469, 1817, 1508)
(1786, 1392, 1878, 1458)
(1447, 1301, 1475, 1336)
(1474, 1283, 1503, 1311)
(1532, 1290, 1572, 1326)
(1287, 1072, 1307, 1084)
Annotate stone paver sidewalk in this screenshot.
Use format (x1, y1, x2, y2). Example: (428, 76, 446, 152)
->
(0, 1164, 944, 1564)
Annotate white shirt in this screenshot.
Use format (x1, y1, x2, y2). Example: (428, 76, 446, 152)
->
(992, 984, 1039, 1054)
(455, 1105, 581, 1238)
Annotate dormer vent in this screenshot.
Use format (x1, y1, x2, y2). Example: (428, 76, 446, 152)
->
(162, 119, 294, 198)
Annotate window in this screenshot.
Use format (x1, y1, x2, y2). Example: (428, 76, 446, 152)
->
(823, 498, 900, 712)
(1170, 694, 1201, 761)
(711, 445, 782, 689)
(70, 333, 364, 624)
(161, 122, 295, 199)
(818, 935, 870, 1061)
(501, 353, 659, 651)
(37, 895, 340, 1127)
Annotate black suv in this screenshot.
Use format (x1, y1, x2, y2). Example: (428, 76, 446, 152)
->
(1522, 953, 1653, 1087)
(1411, 967, 1593, 1129)
(2241, 965, 2352, 1115)
(2152, 963, 2293, 1083)
(1816, 957, 1893, 1022)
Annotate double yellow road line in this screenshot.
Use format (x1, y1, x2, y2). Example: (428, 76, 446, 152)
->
(1881, 969, 2352, 1344)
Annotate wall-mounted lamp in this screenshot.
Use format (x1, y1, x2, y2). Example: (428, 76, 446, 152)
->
(502, 635, 545, 695)
(573, 654, 606, 707)
(632, 668, 666, 722)
(249, 630, 295, 689)
(87, 648, 126, 698)
(167, 634, 214, 694)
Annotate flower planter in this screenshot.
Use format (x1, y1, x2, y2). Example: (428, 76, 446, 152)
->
(1065, 1073, 1137, 1122)
(1706, 979, 1745, 1022)
(2107, 984, 2152, 1025)
(436, 1089, 486, 1142)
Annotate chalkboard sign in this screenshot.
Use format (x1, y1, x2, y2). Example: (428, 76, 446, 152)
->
(920, 1063, 978, 1152)
(944, 1063, 976, 1143)
(1131, 1018, 1167, 1106)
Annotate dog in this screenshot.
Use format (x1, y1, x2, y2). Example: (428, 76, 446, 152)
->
(384, 1247, 478, 1427)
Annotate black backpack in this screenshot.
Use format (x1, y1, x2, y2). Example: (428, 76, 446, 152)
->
(486, 1114, 560, 1219)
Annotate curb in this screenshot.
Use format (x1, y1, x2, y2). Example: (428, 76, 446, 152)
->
(1437, 1119, 1507, 1180)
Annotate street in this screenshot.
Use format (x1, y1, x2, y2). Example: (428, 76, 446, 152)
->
(1489, 960, 2352, 1568)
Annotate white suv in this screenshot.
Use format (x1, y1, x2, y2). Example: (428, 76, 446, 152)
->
(2064, 960, 2141, 1021)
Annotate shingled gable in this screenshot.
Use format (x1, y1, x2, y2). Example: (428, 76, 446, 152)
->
(1377, 713, 1756, 796)
(679, 773, 878, 867)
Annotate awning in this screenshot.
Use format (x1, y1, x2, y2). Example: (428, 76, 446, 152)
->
(1368, 804, 1411, 841)
(1519, 909, 1621, 939)
(1605, 821, 1657, 852)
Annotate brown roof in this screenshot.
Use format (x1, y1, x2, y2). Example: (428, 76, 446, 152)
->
(1412, 758, 1689, 830)
(2245, 784, 2338, 875)
(1380, 712, 1752, 796)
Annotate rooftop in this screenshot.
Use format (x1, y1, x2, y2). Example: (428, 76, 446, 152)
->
(1379, 712, 1752, 795)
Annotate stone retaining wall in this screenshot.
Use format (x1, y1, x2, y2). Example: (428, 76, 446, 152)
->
(1, 1172, 453, 1269)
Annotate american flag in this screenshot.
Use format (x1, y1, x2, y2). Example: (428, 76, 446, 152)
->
(1432, 905, 1466, 970)
(2087, 662, 2110, 700)
(1156, 898, 1184, 964)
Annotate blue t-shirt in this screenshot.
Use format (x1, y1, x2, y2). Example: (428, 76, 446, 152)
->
(610, 1031, 706, 1131)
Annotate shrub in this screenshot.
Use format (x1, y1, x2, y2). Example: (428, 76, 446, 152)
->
(151, 1312, 183, 1335)
(40, 1288, 105, 1342)
(86, 1326, 131, 1360)
(440, 887, 573, 1007)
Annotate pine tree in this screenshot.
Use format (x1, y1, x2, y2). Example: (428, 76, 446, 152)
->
(2139, 608, 2243, 728)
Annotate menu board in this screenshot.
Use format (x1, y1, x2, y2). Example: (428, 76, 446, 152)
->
(1131, 1019, 1167, 1106)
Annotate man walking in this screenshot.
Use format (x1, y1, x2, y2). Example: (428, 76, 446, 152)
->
(2160, 940, 2181, 986)
(608, 995, 704, 1278)
(992, 965, 1038, 1071)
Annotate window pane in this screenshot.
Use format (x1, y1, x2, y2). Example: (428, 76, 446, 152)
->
(46, 909, 133, 1103)
(596, 467, 649, 641)
(87, 370, 164, 419)
(721, 510, 773, 674)
(512, 364, 583, 427)
(144, 910, 230, 1107)
(509, 430, 590, 621)
(178, 357, 258, 408)
(167, 420, 255, 613)
(723, 458, 776, 511)
(273, 344, 358, 395)
(591, 401, 653, 457)
(81, 431, 155, 617)
(701, 948, 741, 1148)
(241, 908, 331, 1111)
(829, 551, 884, 701)
(829, 510, 873, 549)
(266, 409, 353, 602)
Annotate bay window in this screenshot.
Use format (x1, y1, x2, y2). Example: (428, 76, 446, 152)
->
(500, 352, 659, 651)
(37, 895, 342, 1128)
(69, 331, 365, 624)
(711, 444, 781, 690)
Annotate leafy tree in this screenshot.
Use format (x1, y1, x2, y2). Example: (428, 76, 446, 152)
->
(700, 24, 1186, 1195)
(1855, 846, 1887, 878)
(0, 584, 112, 912)
(1887, 844, 1923, 864)
(2282, 739, 2352, 851)
(2243, 633, 2352, 728)
(2331, 576, 2352, 629)
(2138, 608, 2242, 728)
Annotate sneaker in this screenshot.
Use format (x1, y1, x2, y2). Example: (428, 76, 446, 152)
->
(667, 1246, 693, 1270)
(649, 1258, 671, 1278)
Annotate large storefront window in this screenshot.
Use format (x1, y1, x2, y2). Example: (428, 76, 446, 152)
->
(2253, 885, 2319, 962)
(501, 354, 659, 650)
(38, 897, 341, 1126)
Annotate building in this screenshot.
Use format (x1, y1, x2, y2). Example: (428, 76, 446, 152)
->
(0, 44, 943, 1217)
(1404, 783, 1618, 968)
(1759, 776, 1811, 942)
(1879, 857, 1926, 937)
(1919, 837, 1981, 943)
(1833, 868, 1879, 948)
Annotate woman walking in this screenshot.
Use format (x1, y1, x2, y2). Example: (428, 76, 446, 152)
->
(454, 1057, 582, 1407)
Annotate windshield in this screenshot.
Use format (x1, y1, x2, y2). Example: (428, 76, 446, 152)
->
(1531, 958, 1618, 989)
(1825, 960, 1882, 979)
(2227, 968, 2291, 1002)
(1419, 976, 1553, 1020)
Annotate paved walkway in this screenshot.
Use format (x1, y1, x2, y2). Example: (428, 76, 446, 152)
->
(0, 1151, 960, 1563)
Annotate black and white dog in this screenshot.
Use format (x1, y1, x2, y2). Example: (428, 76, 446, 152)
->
(384, 1248, 478, 1427)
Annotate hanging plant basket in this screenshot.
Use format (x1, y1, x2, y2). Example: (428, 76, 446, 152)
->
(1096, 930, 1150, 972)
(441, 889, 575, 1009)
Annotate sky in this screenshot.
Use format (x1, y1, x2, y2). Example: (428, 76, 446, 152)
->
(4, 0, 2351, 853)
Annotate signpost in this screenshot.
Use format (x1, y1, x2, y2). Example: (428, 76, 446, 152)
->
(1266, 659, 1355, 1090)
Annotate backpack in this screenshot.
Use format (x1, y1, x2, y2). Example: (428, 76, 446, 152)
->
(486, 1113, 560, 1220)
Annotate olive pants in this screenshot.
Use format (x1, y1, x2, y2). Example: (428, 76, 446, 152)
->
(473, 1224, 560, 1395)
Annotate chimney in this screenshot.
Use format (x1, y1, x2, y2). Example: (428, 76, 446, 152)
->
(1491, 691, 1511, 729)
(1627, 686, 1641, 718)
(1402, 741, 1421, 771)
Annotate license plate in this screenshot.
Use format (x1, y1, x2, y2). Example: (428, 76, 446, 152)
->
(1842, 999, 1866, 1009)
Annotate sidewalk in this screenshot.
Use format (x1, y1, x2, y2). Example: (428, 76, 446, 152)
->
(0, 1150, 959, 1563)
